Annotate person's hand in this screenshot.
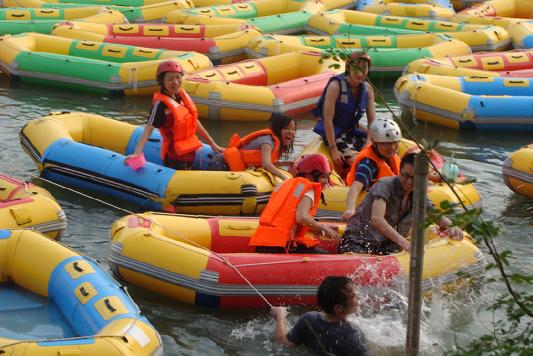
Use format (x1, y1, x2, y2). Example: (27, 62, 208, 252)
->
(446, 226, 464, 241)
(342, 209, 355, 222)
(211, 143, 224, 153)
(124, 153, 138, 165)
(331, 148, 344, 169)
(401, 239, 411, 252)
(270, 306, 287, 319)
(321, 224, 339, 239)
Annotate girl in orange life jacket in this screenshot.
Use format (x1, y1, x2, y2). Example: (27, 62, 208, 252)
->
(249, 154, 339, 254)
(313, 52, 376, 173)
(221, 115, 296, 180)
(342, 118, 402, 221)
(126, 60, 223, 170)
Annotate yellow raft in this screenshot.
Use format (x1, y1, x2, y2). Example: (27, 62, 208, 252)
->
(306, 9, 511, 51)
(503, 144, 533, 198)
(0, 229, 162, 355)
(0, 32, 211, 95)
(357, 0, 455, 19)
(0, 173, 67, 239)
(183, 51, 343, 121)
(108, 212, 486, 309)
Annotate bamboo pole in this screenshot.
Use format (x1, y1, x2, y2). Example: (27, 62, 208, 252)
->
(406, 152, 429, 355)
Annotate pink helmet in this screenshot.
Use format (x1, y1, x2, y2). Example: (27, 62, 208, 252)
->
(157, 60, 183, 77)
(295, 154, 331, 175)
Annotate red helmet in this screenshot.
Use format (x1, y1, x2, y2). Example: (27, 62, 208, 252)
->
(295, 154, 331, 175)
(157, 60, 183, 77)
(346, 51, 372, 72)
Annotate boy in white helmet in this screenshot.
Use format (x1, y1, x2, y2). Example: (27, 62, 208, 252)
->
(342, 118, 402, 221)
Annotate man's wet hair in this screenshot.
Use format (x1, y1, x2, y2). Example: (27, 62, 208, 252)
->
(317, 276, 354, 314)
(400, 152, 416, 170)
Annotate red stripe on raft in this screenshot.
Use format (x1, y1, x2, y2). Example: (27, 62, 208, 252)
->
(0, 197, 33, 208)
(104, 36, 215, 54)
(204, 253, 402, 308)
(270, 71, 335, 115)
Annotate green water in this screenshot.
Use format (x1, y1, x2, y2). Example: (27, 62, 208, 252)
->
(0, 76, 531, 355)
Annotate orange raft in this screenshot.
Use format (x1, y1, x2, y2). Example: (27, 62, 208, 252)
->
(109, 213, 485, 309)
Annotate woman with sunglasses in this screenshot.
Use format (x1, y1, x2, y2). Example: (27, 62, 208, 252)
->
(338, 153, 463, 255)
(312, 51, 376, 173)
(342, 118, 402, 221)
(249, 154, 338, 254)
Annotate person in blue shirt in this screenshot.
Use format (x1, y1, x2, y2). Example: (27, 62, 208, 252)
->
(271, 276, 368, 356)
(312, 51, 376, 173)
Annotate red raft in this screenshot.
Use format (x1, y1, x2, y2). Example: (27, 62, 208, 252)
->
(109, 213, 485, 309)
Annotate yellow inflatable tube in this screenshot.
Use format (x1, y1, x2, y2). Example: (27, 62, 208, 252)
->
(503, 144, 533, 198)
(0, 229, 162, 355)
(0, 173, 67, 239)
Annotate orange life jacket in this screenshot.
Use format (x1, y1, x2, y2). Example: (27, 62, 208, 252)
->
(223, 129, 281, 171)
(153, 90, 202, 159)
(345, 145, 400, 186)
(249, 177, 321, 250)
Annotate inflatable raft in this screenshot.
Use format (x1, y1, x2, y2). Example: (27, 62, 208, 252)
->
(0, 229, 161, 355)
(108, 213, 486, 309)
(306, 9, 511, 51)
(395, 73, 533, 131)
(0, 173, 67, 239)
(356, 0, 455, 19)
(182, 51, 342, 121)
(165, 0, 352, 34)
(503, 144, 533, 198)
(52, 22, 262, 64)
(4, 0, 192, 23)
(20, 112, 280, 215)
(0, 8, 126, 35)
(457, 0, 533, 17)
(404, 50, 533, 77)
(246, 33, 470, 79)
(0, 32, 211, 95)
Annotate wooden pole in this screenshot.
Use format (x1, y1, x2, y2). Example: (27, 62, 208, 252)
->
(406, 152, 429, 355)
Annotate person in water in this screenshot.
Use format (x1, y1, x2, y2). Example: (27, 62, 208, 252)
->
(339, 153, 464, 255)
(210, 115, 296, 180)
(342, 118, 402, 221)
(249, 154, 338, 254)
(271, 276, 368, 356)
(313, 51, 376, 172)
(127, 60, 223, 170)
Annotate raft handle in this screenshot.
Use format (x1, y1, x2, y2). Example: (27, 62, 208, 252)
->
(107, 49, 122, 53)
(412, 21, 424, 26)
(340, 41, 355, 45)
(205, 73, 216, 77)
(81, 42, 95, 47)
(139, 49, 153, 53)
(41, 10, 54, 13)
(118, 26, 134, 31)
(508, 80, 524, 84)
(510, 55, 524, 59)
(200, 9, 210, 13)
(440, 23, 453, 27)
(226, 70, 238, 75)
(458, 59, 472, 63)
(487, 61, 499, 65)
(10, 13, 25, 18)
(73, 261, 84, 272)
(372, 39, 387, 42)
(148, 28, 163, 31)
(179, 26, 194, 31)
(237, 4, 248, 8)
(79, 286, 90, 297)
(310, 38, 325, 42)
(104, 298, 117, 313)
(220, 8, 230, 11)
(384, 17, 400, 21)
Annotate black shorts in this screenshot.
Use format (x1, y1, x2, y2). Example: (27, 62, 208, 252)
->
(338, 232, 400, 255)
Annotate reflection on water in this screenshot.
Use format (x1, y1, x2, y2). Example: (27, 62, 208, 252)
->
(0, 75, 531, 355)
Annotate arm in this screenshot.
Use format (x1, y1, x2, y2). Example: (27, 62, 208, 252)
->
(296, 195, 338, 239)
(196, 120, 223, 153)
(370, 198, 411, 252)
(322, 82, 344, 168)
(270, 307, 295, 347)
(342, 181, 363, 221)
(126, 124, 155, 160)
(261, 143, 289, 181)
(365, 83, 375, 130)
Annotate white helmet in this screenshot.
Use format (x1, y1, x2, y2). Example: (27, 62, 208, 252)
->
(370, 118, 402, 143)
